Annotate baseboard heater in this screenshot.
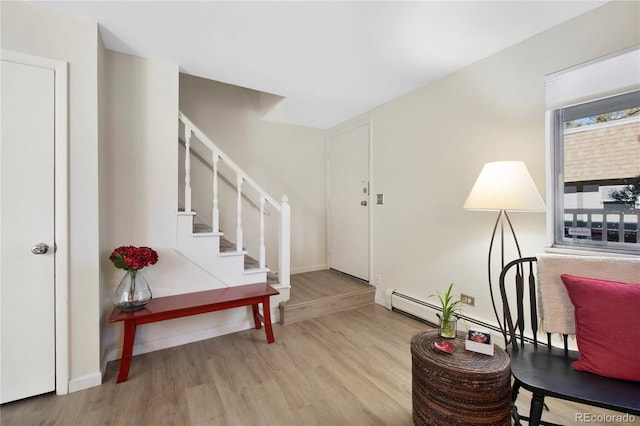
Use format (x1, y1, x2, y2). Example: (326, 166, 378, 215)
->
(386, 289, 548, 348)
(385, 289, 503, 338)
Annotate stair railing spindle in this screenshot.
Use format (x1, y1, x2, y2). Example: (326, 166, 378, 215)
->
(259, 195, 266, 269)
(236, 173, 243, 251)
(184, 125, 192, 212)
(212, 152, 219, 232)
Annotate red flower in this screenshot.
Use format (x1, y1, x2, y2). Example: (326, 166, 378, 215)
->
(110, 246, 159, 271)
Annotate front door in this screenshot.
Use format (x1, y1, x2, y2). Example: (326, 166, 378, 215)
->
(328, 124, 370, 281)
(1, 58, 56, 403)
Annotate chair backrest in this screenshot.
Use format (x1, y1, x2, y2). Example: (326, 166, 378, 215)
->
(499, 257, 570, 353)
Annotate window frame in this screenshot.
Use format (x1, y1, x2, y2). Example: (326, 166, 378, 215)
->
(549, 90, 640, 254)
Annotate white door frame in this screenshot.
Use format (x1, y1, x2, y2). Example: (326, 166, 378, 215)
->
(2, 50, 69, 395)
(326, 119, 374, 282)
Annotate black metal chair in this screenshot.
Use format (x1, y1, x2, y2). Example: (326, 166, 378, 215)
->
(498, 257, 640, 426)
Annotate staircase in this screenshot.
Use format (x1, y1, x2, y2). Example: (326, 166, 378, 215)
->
(176, 112, 373, 325)
(176, 112, 290, 297)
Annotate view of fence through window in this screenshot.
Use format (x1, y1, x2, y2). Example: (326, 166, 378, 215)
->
(562, 101, 640, 250)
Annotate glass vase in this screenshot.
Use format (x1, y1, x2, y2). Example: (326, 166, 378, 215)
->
(113, 269, 152, 312)
(438, 314, 458, 338)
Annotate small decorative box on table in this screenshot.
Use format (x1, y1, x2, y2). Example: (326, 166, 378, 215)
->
(410, 330, 511, 426)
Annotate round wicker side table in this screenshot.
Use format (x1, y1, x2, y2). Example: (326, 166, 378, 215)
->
(411, 330, 511, 425)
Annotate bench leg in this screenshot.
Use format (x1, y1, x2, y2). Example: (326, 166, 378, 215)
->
(116, 320, 137, 383)
(252, 303, 262, 329)
(262, 296, 275, 343)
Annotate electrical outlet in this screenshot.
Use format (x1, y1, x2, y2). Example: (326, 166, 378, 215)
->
(461, 294, 475, 306)
(375, 274, 382, 286)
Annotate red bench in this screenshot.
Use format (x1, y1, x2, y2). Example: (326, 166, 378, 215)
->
(109, 282, 279, 383)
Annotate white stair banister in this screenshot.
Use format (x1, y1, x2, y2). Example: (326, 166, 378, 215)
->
(184, 124, 192, 212)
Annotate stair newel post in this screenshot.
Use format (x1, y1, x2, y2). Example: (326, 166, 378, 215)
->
(184, 125, 193, 212)
(259, 195, 266, 269)
(236, 173, 243, 251)
(212, 151, 219, 232)
(279, 195, 291, 286)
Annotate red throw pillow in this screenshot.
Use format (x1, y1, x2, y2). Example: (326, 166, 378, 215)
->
(560, 274, 640, 382)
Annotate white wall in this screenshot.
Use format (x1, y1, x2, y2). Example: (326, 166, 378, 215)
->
(179, 74, 328, 274)
(1, 1, 102, 391)
(103, 51, 216, 362)
(329, 1, 640, 327)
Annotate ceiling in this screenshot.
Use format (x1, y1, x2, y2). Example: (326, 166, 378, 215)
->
(34, 1, 608, 129)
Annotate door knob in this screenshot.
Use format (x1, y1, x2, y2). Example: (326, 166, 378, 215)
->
(361, 201, 368, 206)
(31, 243, 49, 255)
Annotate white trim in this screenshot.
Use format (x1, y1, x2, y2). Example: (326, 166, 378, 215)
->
(1, 50, 70, 395)
(290, 264, 327, 275)
(68, 371, 101, 393)
(367, 120, 374, 286)
(545, 111, 555, 248)
(543, 246, 639, 258)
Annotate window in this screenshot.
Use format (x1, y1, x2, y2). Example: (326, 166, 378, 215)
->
(551, 92, 640, 252)
(547, 49, 640, 254)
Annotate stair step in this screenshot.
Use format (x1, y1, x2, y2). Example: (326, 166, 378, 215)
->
(219, 250, 248, 257)
(266, 272, 279, 285)
(244, 267, 270, 275)
(279, 287, 375, 325)
(192, 231, 223, 237)
(193, 223, 213, 233)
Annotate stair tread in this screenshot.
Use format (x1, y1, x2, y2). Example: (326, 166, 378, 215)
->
(192, 232, 223, 237)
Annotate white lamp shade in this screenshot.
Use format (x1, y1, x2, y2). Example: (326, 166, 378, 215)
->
(464, 161, 546, 212)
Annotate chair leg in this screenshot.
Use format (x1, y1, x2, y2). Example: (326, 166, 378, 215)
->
(511, 379, 521, 403)
(529, 393, 545, 426)
(510, 379, 522, 425)
(511, 403, 522, 426)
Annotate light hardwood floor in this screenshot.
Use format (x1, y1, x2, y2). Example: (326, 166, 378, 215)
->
(1, 305, 632, 425)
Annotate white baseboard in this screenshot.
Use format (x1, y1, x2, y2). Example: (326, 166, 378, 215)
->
(291, 264, 327, 275)
(68, 371, 102, 393)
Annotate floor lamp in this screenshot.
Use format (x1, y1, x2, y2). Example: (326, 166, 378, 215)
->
(463, 161, 546, 332)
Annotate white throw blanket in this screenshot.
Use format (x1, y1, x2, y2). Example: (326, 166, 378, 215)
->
(536, 254, 640, 335)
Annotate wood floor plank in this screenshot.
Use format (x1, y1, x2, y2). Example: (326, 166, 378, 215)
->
(185, 383, 225, 424)
(1, 304, 632, 425)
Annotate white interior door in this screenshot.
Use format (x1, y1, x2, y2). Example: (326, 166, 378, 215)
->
(1, 59, 56, 403)
(328, 124, 369, 281)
